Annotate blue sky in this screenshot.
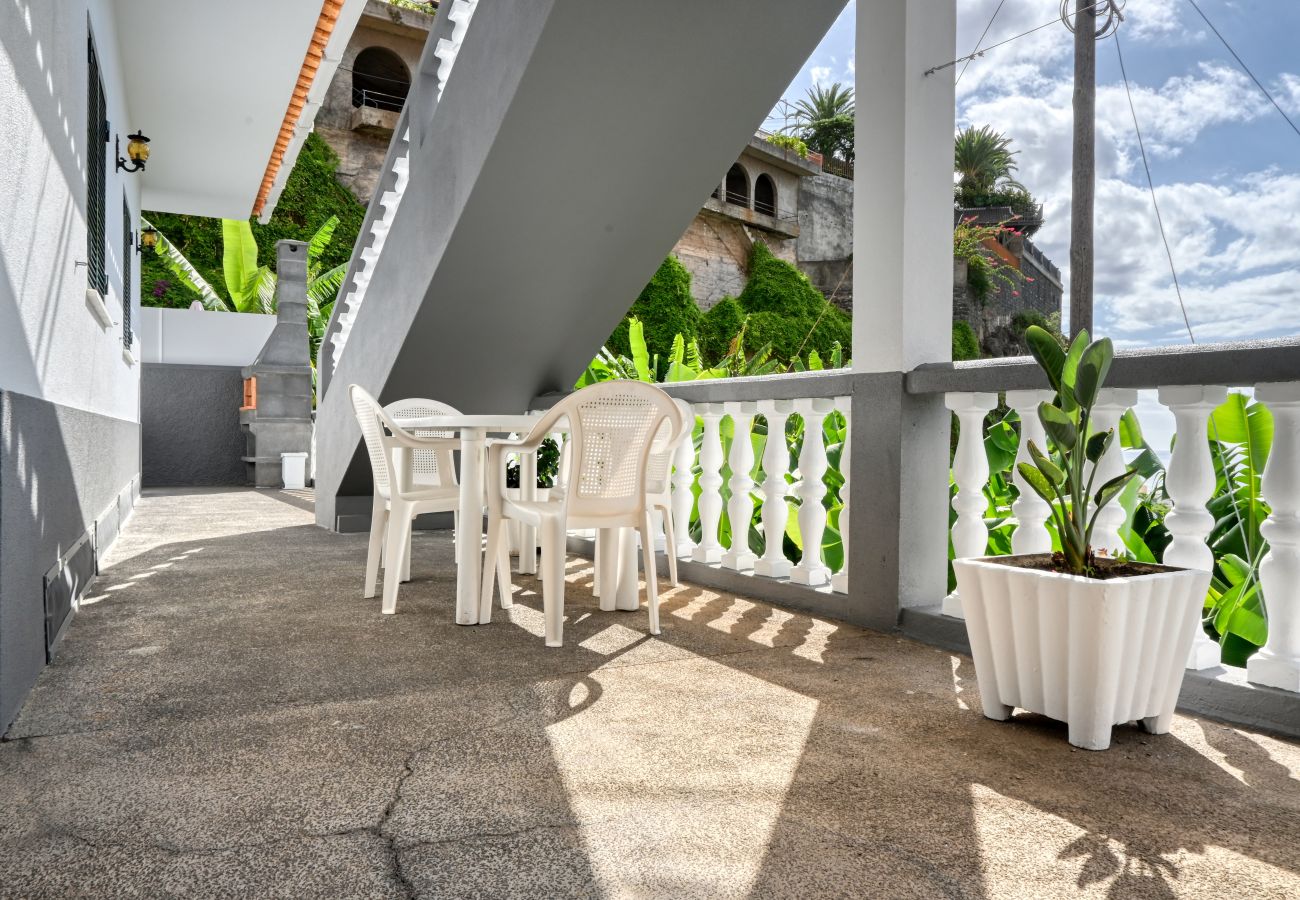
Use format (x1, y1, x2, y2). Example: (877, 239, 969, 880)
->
(771, 0, 1300, 351)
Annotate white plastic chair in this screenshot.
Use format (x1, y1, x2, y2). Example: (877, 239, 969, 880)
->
(479, 382, 685, 646)
(592, 397, 694, 593)
(350, 385, 460, 614)
(383, 397, 464, 582)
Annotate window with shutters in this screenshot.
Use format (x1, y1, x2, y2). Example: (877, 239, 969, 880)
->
(121, 196, 133, 349)
(86, 34, 108, 298)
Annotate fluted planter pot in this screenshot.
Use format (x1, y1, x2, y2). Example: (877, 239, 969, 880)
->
(954, 555, 1210, 751)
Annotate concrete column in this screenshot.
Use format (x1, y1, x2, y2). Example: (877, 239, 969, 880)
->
(845, 0, 956, 628)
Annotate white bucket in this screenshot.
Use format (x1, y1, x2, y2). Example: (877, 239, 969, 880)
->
(281, 452, 309, 490)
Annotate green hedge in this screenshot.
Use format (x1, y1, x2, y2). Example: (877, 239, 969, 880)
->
(141, 133, 366, 308)
(735, 242, 850, 361)
(699, 297, 745, 364)
(605, 255, 701, 362)
(952, 320, 980, 361)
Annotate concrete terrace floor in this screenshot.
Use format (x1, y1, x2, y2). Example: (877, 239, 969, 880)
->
(2, 489, 1299, 899)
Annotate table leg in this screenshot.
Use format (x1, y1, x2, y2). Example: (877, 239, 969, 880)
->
(455, 429, 486, 625)
(519, 450, 538, 575)
(596, 528, 617, 612)
(615, 527, 640, 612)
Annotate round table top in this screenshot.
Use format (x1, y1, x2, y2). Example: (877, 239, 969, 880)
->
(392, 413, 547, 433)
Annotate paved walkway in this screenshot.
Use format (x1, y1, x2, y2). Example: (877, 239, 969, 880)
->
(2, 488, 1298, 898)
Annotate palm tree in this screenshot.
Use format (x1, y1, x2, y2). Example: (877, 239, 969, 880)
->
(785, 82, 855, 164)
(954, 125, 1024, 196)
(791, 82, 854, 122)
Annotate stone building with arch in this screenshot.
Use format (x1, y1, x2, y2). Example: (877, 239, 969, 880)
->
(314, 0, 433, 202)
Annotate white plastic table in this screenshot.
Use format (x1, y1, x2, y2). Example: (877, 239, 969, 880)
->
(391, 413, 641, 627)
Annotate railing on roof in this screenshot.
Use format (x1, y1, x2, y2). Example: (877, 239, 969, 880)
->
(352, 87, 408, 113)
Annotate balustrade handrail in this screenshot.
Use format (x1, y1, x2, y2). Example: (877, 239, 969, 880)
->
(907, 336, 1300, 395)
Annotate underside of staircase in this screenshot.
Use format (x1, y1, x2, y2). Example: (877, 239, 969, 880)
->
(314, 0, 849, 531)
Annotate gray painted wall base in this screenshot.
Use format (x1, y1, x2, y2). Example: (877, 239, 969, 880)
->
(142, 363, 246, 486)
(0, 390, 140, 733)
(900, 604, 1300, 741)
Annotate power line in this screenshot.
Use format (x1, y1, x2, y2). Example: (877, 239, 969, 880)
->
(1114, 31, 1196, 345)
(925, 0, 1111, 76)
(956, 0, 1008, 86)
(1185, 0, 1300, 142)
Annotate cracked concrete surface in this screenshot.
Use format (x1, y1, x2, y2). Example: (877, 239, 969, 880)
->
(1, 487, 1298, 898)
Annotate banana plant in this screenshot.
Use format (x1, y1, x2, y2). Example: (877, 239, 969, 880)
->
(145, 215, 347, 370)
(1017, 325, 1142, 575)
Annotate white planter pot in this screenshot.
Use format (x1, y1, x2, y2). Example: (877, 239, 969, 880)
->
(954, 555, 1210, 751)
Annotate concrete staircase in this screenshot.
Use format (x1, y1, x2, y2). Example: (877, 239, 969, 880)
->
(314, 0, 848, 531)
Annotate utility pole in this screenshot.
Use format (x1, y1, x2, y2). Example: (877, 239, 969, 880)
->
(1065, 1, 1123, 339)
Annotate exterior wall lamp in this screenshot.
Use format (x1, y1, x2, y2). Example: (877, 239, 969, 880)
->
(137, 226, 158, 253)
(116, 131, 150, 172)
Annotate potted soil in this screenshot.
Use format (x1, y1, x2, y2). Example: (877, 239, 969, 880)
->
(954, 327, 1210, 750)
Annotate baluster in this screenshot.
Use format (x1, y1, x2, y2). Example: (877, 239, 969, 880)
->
(1248, 382, 1300, 691)
(754, 400, 793, 578)
(1090, 388, 1139, 558)
(943, 392, 997, 618)
(791, 397, 834, 586)
(691, 404, 725, 564)
(1159, 385, 1228, 670)
(722, 402, 758, 570)
(831, 399, 852, 594)
(670, 405, 697, 558)
(1005, 390, 1054, 555)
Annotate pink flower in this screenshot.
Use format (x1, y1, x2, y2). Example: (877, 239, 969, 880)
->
(1012, 291, 1021, 297)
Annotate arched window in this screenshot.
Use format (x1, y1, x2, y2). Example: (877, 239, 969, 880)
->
(754, 174, 777, 217)
(352, 47, 410, 112)
(725, 164, 750, 208)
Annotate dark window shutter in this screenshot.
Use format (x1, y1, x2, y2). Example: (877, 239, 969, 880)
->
(86, 36, 107, 297)
(121, 196, 132, 348)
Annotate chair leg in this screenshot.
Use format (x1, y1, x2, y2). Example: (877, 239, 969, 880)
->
(540, 517, 567, 647)
(364, 501, 387, 599)
(496, 533, 513, 609)
(479, 514, 504, 624)
(382, 508, 410, 615)
(639, 512, 661, 636)
(659, 505, 678, 586)
(401, 513, 414, 583)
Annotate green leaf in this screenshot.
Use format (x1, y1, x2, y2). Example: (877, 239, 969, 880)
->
(1209, 392, 1273, 476)
(146, 218, 228, 311)
(1073, 337, 1113, 409)
(1027, 440, 1065, 486)
(221, 219, 261, 306)
(1016, 462, 1058, 506)
(1094, 469, 1140, 511)
(1025, 325, 1066, 391)
(1061, 329, 1090, 393)
(306, 215, 340, 267)
(1038, 402, 1077, 452)
(628, 318, 652, 382)
(1085, 429, 1113, 464)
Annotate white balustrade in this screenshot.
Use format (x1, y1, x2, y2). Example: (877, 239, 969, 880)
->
(831, 400, 851, 594)
(722, 403, 758, 570)
(1249, 382, 1300, 692)
(754, 400, 794, 579)
(943, 392, 998, 618)
(1005, 389, 1054, 555)
(1159, 385, 1229, 670)
(790, 398, 834, 586)
(1090, 388, 1139, 557)
(670, 407, 697, 558)
(691, 404, 726, 564)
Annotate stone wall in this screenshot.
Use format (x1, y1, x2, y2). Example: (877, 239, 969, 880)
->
(673, 213, 796, 309)
(796, 172, 854, 311)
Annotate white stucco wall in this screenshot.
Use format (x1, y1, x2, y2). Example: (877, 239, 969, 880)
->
(139, 307, 276, 367)
(0, 0, 141, 423)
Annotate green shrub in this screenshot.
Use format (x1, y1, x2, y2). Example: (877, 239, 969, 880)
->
(141, 133, 366, 308)
(734, 242, 849, 361)
(738, 242, 822, 319)
(952, 320, 980, 361)
(699, 297, 745, 364)
(606, 255, 701, 362)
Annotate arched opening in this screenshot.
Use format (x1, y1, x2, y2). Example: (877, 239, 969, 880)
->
(725, 164, 750, 208)
(352, 47, 411, 112)
(754, 174, 777, 217)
